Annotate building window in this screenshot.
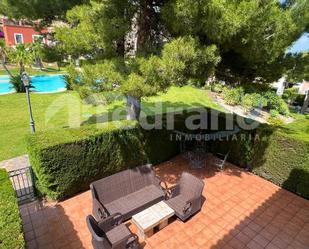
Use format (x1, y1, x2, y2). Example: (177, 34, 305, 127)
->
(32, 35, 44, 43)
(14, 33, 24, 44)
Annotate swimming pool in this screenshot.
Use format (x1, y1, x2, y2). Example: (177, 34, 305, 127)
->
(0, 74, 66, 94)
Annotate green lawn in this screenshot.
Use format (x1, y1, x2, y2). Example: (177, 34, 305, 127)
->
(0, 86, 222, 161)
(0, 66, 65, 76)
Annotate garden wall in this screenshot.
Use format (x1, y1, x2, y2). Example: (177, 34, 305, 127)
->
(0, 169, 25, 249)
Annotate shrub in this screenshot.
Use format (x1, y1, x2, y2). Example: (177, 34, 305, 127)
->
(223, 87, 244, 105)
(264, 91, 289, 116)
(269, 109, 279, 117)
(268, 116, 284, 126)
(242, 83, 271, 94)
(242, 94, 255, 113)
(26, 120, 178, 200)
(0, 169, 25, 249)
(64, 64, 80, 91)
(252, 125, 309, 199)
(211, 83, 224, 93)
(283, 88, 298, 104)
(10, 75, 34, 93)
(241, 93, 267, 113)
(283, 88, 305, 106)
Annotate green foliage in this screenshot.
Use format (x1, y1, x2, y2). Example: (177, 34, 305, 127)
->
(0, 169, 25, 249)
(211, 118, 309, 199)
(0, 0, 83, 21)
(26, 121, 178, 200)
(160, 37, 221, 86)
(285, 52, 309, 82)
(121, 73, 156, 99)
(163, 0, 308, 82)
(10, 75, 34, 93)
(252, 123, 309, 199)
(283, 87, 305, 106)
(283, 87, 299, 103)
(268, 116, 284, 126)
(72, 59, 126, 99)
(63, 64, 79, 91)
(210, 83, 225, 93)
(223, 87, 244, 105)
(7, 44, 34, 74)
(264, 91, 290, 116)
(241, 94, 255, 113)
(41, 45, 63, 66)
(241, 93, 268, 113)
(55, 1, 134, 58)
(71, 37, 220, 101)
(270, 109, 280, 118)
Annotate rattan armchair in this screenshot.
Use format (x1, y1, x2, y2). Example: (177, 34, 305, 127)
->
(165, 172, 204, 221)
(86, 214, 139, 249)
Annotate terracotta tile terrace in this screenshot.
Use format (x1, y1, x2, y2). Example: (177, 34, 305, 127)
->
(20, 155, 309, 249)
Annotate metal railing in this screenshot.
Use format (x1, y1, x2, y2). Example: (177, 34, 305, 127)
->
(8, 167, 36, 204)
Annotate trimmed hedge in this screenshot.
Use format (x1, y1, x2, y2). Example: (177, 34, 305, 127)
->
(252, 124, 309, 199)
(27, 120, 178, 200)
(210, 120, 309, 199)
(27, 107, 309, 200)
(0, 169, 25, 249)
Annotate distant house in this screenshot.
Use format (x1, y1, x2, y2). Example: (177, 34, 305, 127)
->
(1, 17, 50, 47)
(299, 80, 309, 95)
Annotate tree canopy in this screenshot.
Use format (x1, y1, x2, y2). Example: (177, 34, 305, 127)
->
(2, 0, 309, 118)
(0, 0, 84, 22)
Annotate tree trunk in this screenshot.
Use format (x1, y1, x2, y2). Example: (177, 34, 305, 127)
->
(34, 57, 43, 70)
(136, 0, 153, 54)
(19, 62, 25, 75)
(57, 62, 60, 71)
(301, 91, 309, 114)
(126, 95, 141, 120)
(116, 38, 125, 58)
(0, 50, 13, 77)
(1, 60, 13, 77)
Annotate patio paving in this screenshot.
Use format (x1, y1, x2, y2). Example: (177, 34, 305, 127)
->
(20, 155, 309, 249)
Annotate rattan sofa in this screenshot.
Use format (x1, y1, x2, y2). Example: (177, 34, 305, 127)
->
(90, 164, 166, 221)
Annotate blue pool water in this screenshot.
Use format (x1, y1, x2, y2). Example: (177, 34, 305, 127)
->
(0, 74, 66, 94)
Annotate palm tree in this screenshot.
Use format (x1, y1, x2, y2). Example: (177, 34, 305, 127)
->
(0, 39, 13, 77)
(32, 41, 44, 69)
(9, 44, 34, 75)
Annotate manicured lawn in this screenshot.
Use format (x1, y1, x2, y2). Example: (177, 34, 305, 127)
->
(281, 116, 309, 142)
(0, 86, 222, 161)
(0, 66, 65, 76)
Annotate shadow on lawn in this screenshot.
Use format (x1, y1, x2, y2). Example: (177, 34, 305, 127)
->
(81, 100, 210, 126)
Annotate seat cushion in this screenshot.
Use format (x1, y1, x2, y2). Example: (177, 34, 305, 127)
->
(105, 185, 164, 219)
(105, 224, 131, 245)
(165, 195, 187, 215)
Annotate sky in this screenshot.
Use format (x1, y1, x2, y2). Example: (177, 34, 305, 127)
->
(289, 33, 309, 53)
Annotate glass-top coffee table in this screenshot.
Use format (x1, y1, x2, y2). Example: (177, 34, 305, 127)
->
(132, 201, 175, 240)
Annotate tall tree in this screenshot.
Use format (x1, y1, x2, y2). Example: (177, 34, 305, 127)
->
(0, 40, 13, 77)
(8, 44, 34, 75)
(162, 0, 309, 83)
(0, 0, 85, 23)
